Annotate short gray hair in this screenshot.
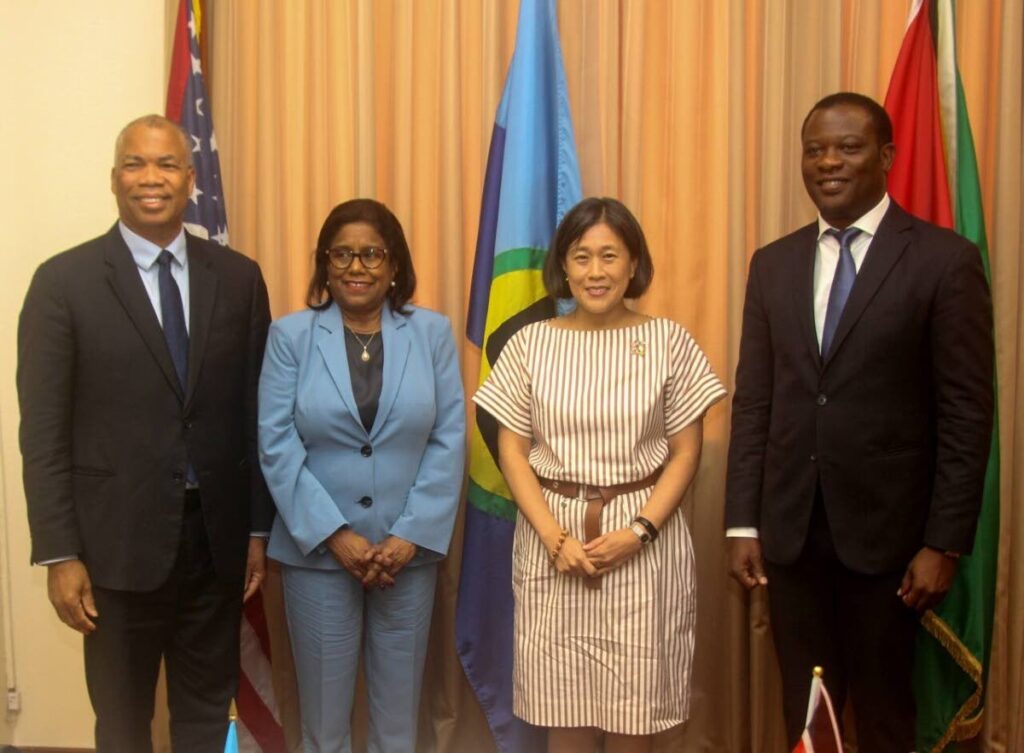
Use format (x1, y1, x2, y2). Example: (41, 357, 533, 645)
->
(113, 114, 193, 168)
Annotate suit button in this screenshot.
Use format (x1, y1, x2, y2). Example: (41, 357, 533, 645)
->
(810, 454, 817, 462)
(360, 445, 372, 457)
(172, 470, 184, 482)
(816, 394, 827, 406)
(184, 420, 193, 431)
(358, 496, 372, 508)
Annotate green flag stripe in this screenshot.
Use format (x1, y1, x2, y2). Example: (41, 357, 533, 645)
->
(950, 53, 1001, 687)
(492, 246, 548, 278)
(467, 478, 517, 522)
(914, 19, 1001, 752)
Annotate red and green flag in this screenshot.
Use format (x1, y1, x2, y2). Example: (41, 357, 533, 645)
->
(884, 0, 999, 750)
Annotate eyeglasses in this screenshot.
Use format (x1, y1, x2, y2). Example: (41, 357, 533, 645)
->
(325, 246, 388, 270)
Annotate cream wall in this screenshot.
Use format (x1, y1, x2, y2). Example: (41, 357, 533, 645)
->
(0, 1, 168, 746)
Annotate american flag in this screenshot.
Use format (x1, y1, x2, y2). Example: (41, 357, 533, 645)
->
(166, 2, 286, 751)
(166, 0, 228, 245)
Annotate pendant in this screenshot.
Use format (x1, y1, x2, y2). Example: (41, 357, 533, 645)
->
(360, 348, 370, 362)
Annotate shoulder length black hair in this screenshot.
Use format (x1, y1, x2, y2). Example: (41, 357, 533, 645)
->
(306, 198, 417, 313)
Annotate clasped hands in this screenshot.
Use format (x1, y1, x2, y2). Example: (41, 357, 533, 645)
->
(549, 528, 642, 578)
(326, 528, 417, 588)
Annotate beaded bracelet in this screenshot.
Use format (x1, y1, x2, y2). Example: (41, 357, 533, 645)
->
(549, 528, 569, 565)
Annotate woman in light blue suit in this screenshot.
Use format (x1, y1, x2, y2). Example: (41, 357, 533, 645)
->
(258, 199, 465, 753)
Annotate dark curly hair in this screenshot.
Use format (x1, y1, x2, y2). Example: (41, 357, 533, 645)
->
(542, 197, 654, 299)
(306, 198, 417, 313)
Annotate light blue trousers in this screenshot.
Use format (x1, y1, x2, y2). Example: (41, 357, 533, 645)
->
(282, 563, 437, 753)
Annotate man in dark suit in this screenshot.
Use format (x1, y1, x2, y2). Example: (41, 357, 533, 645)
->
(725, 93, 993, 751)
(17, 115, 273, 753)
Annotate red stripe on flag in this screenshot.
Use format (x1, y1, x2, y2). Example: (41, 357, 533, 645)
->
(165, 0, 190, 121)
(243, 590, 274, 660)
(237, 668, 287, 753)
(884, 0, 954, 227)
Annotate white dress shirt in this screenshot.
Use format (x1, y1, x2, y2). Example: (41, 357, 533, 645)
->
(119, 221, 190, 331)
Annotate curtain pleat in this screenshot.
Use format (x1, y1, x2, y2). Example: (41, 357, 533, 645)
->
(194, 2, 1024, 751)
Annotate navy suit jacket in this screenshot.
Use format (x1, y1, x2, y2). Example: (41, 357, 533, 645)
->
(18, 224, 273, 591)
(258, 302, 465, 568)
(725, 202, 993, 573)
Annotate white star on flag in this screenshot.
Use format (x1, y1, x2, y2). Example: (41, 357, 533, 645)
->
(191, 54, 202, 76)
(190, 184, 204, 205)
(192, 135, 201, 153)
(212, 226, 229, 246)
(195, 98, 204, 117)
(209, 132, 218, 153)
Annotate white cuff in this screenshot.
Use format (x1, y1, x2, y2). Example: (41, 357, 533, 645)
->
(725, 527, 759, 539)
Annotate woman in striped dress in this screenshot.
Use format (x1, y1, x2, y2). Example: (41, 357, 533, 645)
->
(473, 197, 726, 753)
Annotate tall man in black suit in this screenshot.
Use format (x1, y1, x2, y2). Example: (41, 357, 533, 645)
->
(18, 115, 273, 753)
(725, 93, 993, 751)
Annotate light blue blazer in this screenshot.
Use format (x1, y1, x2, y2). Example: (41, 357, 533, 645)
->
(258, 302, 465, 569)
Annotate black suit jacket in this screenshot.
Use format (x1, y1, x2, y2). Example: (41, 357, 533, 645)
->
(18, 224, 273, 592)
(725, 202, 993, 574)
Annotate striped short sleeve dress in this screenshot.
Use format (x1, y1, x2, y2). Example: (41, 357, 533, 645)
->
(473, 317, 726, 734)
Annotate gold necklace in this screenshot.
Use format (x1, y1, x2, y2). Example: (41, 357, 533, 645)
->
(345, 327, 378, 362)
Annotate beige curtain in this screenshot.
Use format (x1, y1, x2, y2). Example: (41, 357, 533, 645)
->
(194, 2, 1023, 751)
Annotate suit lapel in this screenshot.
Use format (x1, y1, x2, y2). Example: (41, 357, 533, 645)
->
(315, 305, 364, 430)
(370, 305, 410, 440)
(822, 203, 912, 370)
(103, 225, 184, 400)
(791, 223, 823, 368)
(185, 236, 218, 410)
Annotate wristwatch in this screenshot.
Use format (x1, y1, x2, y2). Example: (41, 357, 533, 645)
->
(630, 521, 652, 544)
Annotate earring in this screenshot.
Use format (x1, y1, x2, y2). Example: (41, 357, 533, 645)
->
(390, 280, 396, 288)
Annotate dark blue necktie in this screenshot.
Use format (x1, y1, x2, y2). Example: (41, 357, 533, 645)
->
(157, 250, 197, 485)
(821, 227, 862, 357)
(157, 250, 189, 390)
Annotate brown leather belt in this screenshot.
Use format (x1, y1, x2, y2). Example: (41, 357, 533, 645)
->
(537, 468, 663, 589)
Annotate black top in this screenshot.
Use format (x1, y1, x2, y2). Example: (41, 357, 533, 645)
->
(343, 327, 383, 431)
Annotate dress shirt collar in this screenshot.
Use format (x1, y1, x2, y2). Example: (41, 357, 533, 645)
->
(815, 193, 890, 241)
(118, 221, 188, 271)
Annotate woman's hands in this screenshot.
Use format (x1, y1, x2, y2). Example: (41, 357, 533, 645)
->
(544, 528, 643, 579)
(326, 527, 385, 586)
(371, 536, 418, 579)
(549, 534, 599, 579)
(325, 528, 418, 588)
(583, 528, 643, 575)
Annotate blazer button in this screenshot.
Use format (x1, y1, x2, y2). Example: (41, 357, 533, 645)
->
(816, 394, 827, 406)
(360, 444, 373, 457)
(358, 496, 373, 508)
(172, 470, 184, 482)
(810, 454, 817, 462)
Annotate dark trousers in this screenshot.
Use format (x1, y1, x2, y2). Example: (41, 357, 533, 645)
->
(765, 494, 919, 753)
(83, 491, 242, 753)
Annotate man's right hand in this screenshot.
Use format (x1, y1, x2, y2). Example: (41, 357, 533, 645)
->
(728, 537, 768, 590)
(47, 560, 98, 634)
